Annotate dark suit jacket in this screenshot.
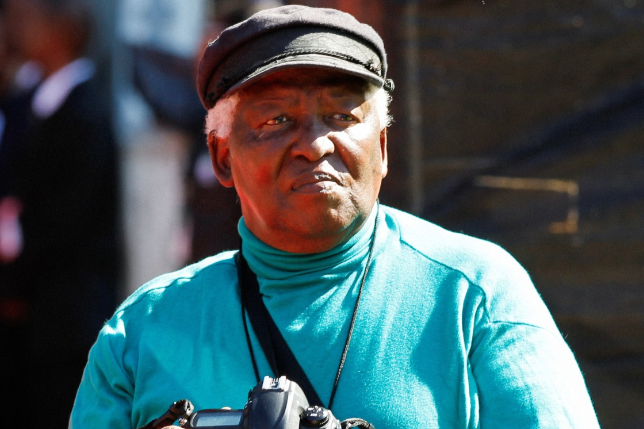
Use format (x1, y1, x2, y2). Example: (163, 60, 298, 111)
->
(0, 89, 35, 197)
(3, 75, 120, 357)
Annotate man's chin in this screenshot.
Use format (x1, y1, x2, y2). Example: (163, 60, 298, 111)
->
(286, 202, 362, 235)
(286, 189, 347, 215)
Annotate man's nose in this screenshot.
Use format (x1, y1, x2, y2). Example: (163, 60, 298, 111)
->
(290, 116, 335, 161)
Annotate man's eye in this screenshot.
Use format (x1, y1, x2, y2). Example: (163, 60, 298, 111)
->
(266, 116, 288, 125)
(331, 113, 354, 122)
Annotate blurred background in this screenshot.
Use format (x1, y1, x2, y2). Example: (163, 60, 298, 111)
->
(0, 0, 642, 428)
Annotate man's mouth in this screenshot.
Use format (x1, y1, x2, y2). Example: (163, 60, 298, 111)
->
(291, 172, 342, 193)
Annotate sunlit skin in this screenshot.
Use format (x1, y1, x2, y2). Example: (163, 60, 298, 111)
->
(208, 68, 388, 253)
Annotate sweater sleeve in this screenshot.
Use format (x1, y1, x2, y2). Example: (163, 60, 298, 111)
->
(469, 307, 601, 428)
(70, 318, 135, 429)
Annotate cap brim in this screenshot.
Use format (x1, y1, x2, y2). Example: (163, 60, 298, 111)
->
(225, 53, 385, 97)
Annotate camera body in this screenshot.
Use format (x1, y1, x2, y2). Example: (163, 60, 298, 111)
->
(142, 376, 342, 429)
(186, 376, 340, 429)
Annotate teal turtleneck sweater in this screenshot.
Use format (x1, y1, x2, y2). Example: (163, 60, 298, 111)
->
(71, 205, 599, 429)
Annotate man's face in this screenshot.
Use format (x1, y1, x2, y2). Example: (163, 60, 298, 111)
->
(209, 68, 388, 253)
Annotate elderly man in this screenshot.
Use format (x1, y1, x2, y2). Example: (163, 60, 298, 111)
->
(71, 5, 599, 429)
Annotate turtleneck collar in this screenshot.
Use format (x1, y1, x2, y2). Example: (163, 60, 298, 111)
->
(239, 206, 378, 285)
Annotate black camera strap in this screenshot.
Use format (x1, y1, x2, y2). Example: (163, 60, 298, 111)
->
(237, 203, 379, 410)
(237, 249, 324, 406)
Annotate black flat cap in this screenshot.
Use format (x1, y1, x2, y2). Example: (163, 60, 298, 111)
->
(197, 5, 391, 109)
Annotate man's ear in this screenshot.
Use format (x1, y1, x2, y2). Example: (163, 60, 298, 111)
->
(207, 130, 235, 187)
(380, 127, 389, 179)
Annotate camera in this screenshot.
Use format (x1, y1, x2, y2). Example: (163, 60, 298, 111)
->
(186, 376, 338, 429)
(140, 376, 373, 429)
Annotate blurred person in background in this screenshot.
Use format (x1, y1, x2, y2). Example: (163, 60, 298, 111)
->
(0, 0, 120, 427)
(0, 0, 42, 223)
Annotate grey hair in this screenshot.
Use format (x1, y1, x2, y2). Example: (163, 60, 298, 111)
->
(204, 86, 393, 139)
(205, 93, 240, 139)
(374, 87, 394, 128)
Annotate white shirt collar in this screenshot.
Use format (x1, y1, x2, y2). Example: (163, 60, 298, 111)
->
(32, 58, 96, 119)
